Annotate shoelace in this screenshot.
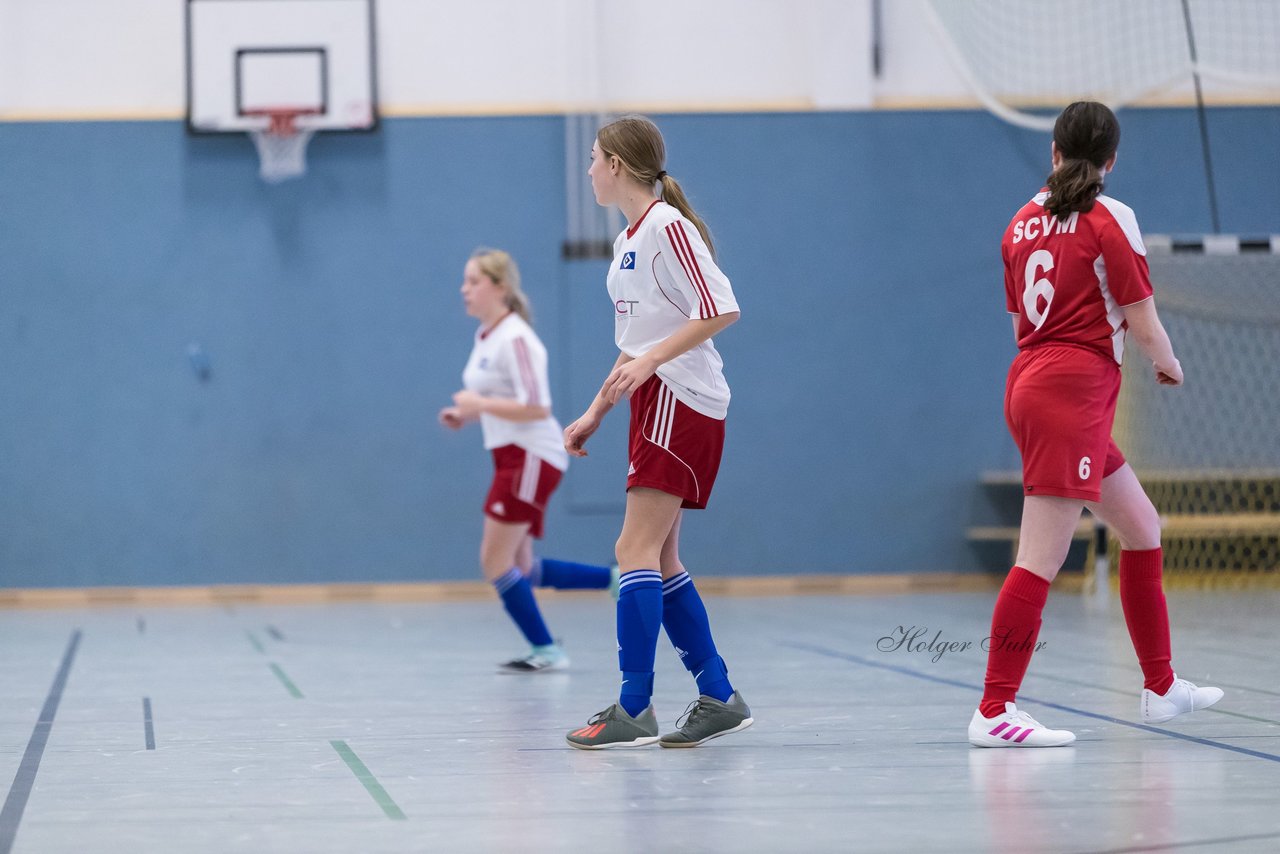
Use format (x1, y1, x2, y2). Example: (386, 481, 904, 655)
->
(1012, 710, 1043, 729)
(676, 699, 708, 729)
(588, 705, 622, 725)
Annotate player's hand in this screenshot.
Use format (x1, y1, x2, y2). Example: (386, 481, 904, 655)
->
(564, 412, 602, 457)
(452, 390, 486, 418)
(1155, 359, 1183, 386)
(601, 357, 656, 404)
(438, 406, 466, 430)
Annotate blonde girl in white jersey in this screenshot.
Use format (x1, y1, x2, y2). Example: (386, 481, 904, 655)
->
(563, 117, 753, 749)
(439, 249, 615, 673)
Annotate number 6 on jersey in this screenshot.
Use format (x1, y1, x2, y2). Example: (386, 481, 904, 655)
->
(1023, 249, 1055, 329)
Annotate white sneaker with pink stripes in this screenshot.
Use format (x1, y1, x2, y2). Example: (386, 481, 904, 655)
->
(968, 702, 1076, 748)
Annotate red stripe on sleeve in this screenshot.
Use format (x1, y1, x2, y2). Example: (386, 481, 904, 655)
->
(665, 223, 718, 318)
(511, 337, 540, 406)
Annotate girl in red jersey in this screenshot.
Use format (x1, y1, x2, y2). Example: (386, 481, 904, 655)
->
(439, 249, 615, 673)
(969, 102, 1223, 748)
(562, 116, 752, 749)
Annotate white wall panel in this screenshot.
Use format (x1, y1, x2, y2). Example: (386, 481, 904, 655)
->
(1, 0, 1266, 120)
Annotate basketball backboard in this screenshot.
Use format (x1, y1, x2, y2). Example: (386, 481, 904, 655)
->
(185, 0, 378, 134)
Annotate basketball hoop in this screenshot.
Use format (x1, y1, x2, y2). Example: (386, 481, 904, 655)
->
(246, 109, 318, 183)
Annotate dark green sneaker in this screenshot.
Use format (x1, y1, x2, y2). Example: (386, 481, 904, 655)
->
(659, 693, 753, 748)
(566, 703, 660, 750)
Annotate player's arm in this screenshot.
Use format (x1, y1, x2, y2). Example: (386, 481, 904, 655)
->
(565, 351, 634, 457)
(1010, 314, 1020, 343)
(601, 313, 740, 404)
(452, 393, 549, 422)
(1122, 297, 1183, 386)
(454, 335, 556, 421)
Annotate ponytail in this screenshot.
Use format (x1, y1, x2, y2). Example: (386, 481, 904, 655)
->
(1044, 158, 1104, 220)
(1043, 100, 1121, 221)
(469, 248, 533, 325)
(504, 289, 532, 326)
(658, 174, 716, 258)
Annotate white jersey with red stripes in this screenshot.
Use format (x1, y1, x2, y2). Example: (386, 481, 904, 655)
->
(607, 200, 740, 419)
(462, 313, 569, 470)
(1002, 190, 1155, 365)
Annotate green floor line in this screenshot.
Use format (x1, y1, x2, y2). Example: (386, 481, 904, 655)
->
(268, 663, 303, 699)
(245, 631, 265, 654)
(330, 740, 407, 821)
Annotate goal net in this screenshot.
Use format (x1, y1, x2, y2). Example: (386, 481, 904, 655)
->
(1111, 238, 1280, 583)
(924, 0, 1280, 130)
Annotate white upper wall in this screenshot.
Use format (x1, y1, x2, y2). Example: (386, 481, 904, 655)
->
(0, 0, 1273, 120)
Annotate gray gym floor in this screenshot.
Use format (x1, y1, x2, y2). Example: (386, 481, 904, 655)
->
(2, 586, 1277, 853)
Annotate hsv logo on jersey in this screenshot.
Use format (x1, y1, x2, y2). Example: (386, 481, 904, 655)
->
(619, 252, 636, 270)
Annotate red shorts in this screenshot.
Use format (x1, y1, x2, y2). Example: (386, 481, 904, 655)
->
(627, 375, 725, 510)
(1005, 344, 1127, 502)
(484, 444, 563, 538)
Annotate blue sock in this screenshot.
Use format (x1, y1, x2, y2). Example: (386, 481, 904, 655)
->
(529, 557, 611, 590)
(617, 570, 663, 717)
(493, 568, 553, 647)
(662, 572, 734, 702)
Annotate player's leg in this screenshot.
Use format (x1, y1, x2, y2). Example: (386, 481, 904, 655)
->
(970, 495, 1081, 747)
(657, 512, 737, 705)
(972, 349, 1095, 747)
(1085, 460, 1168, 690)
(513, 532, 535, 575)
(1086, 460, 1222, 721)
(482, 517, 567, 673)
(518, 459, 615, 592)
(656, 511, 753, 747)
(528, 554, 615, 591)
(613, 488, 681, 713)
(565, 487, 679, 749)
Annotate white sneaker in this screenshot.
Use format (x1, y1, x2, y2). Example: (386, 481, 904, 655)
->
(1141, 675, 1223, 723)
(498, 645, 570, 673)
(969, 702, 1076, 748)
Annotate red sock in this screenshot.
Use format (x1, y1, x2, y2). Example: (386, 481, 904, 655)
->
(1119, 547, 1175, 695)
(979, 567, 1051, 718)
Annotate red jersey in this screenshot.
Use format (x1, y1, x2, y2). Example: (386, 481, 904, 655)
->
(1001, 191, 1154, 364)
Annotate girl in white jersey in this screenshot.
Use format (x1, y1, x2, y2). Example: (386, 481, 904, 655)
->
(439, 249, 616, 673)
(563, 116, 753, 749)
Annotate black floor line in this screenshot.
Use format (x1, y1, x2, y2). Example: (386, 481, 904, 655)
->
(784, 640, 1280, 763)
(0, 630, 83, 854)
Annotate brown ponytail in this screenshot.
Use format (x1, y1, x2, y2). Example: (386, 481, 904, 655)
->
(1043, 101, 1121, 221)
(598, 115, 717, 258)
(1045, 158, 1105, 220)
(657, 174, 716, 258)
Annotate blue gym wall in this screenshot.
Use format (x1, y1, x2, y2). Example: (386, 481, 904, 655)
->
(2, 107, 1277, 587)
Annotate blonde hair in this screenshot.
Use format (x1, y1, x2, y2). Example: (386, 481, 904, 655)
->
(597, 115, 716, 257)
(470, 247, 532, 324)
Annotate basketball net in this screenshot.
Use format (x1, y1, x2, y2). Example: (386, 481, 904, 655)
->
(248, 111, 316, 183)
